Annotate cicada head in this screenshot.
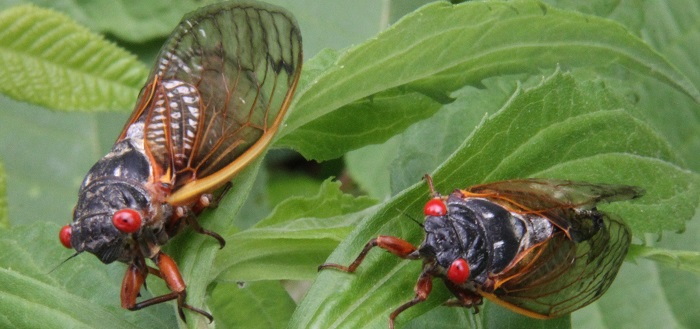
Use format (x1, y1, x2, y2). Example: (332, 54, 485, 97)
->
(419, 194, 474, 285)
(69, 180, 152, 264)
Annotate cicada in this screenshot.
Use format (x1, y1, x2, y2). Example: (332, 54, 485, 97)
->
(57, 1, 302, 321)
(320, 175, 643, 328)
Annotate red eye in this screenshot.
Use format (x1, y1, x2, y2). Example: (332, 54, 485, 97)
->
(447, 258, 470, 284)
(59, 225, 72, 249)
(424, 198, 447, 216)
(112, 209, 142, 233)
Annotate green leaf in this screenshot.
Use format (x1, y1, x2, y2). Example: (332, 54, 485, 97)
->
(654, 211, 700, 328)
(0, 5, 147, 111)
(572, 259, 683, 328)
(345, 136, 401, 200)
(0, 161, 7, 229)
(279, 0, 700, 160)
(483, 304, 570, 329)
(0, 222, 176, 329)
(210, 281, 296, 329)
(213, 179, 378, 282)
(542, 1, 700, 170)
(290, 72, 698, 329)
(57, 0, 205, 43)
(346, 77, 520, 199)
(279, 88, 444, 161)
(0, 95, 127, 226)
(627, 245, 700, 276)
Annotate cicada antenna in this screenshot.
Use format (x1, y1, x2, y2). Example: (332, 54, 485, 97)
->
(48, 251, 82, 274)
(423, 174, 440, 198)
(394, 207, 423, 228)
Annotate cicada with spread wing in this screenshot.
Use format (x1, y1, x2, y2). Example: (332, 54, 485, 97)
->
(58, 0, 302, 321)
(320, 175, 643, 328)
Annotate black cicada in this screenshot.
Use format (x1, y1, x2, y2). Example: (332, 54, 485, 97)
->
(320, 175, 643, 328)
(58, 1, 302, 321)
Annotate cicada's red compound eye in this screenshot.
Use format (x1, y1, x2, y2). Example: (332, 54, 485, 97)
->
(59, 225, 72, 249)
(424, 198, 447, 216)
(112, 209, 142, 233)
(447, 258, 470, 284)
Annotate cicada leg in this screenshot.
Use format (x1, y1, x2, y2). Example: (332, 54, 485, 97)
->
(173, 193, 226, 249)
(318, 235, 420, 272)
(184, 211, 226, 248)
(389, 268, 433, 329)
(120, 252, 213, 322)
(442, 280, 483, 313)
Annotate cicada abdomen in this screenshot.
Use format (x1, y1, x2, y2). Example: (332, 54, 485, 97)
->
(320, 175, 643, 328)
(58, 1, 302, 321)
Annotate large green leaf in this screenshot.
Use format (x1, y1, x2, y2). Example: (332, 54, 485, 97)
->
(345, 77, 520, 199)
(290, 72, 699, 329)
(540, 0, 700, 170)
(0, 5, 147, 111)
(278, 0, 700, 161)
(0, 223, 176, 328)
(0, 0, 386, 62)
(0, 161, 7, 229)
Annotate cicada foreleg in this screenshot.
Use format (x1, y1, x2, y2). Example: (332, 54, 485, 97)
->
(121, 252, 213, 322)
(389, 268, 434, 329)
(318, 235, 420, 273)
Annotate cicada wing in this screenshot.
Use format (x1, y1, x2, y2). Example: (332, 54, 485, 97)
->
(119, 2, 303, 205)
(480, 213, 631, 318)
(464, 179, 643, 238)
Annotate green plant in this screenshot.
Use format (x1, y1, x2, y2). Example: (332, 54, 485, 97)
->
(0, 1, 698, 329)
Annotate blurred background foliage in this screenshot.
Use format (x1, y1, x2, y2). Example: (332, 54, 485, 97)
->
(0, 1, 698, 329)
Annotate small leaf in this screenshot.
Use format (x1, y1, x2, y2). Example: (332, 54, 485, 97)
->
(257, 179, 378, 228)
(0, 5, 147, 111)
(213, 179, 378, 282)
(654, 211, 700, 328)
(210, 281, 296, 329)
(627, 245, 700, 275)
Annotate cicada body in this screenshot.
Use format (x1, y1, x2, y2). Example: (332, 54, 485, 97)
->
(58, 1, 302, 321)
(320, 175, 643, 328)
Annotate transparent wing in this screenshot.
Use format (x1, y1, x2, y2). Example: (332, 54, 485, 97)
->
(480, 213, 631, 318)
(464, 179, 643, 239)
(120, 2, 302, 204)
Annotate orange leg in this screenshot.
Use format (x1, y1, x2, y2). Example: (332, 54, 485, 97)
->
(389, 268, 433, 329)
(318, 235, 419, 272)
(120, 252, 213, 322)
